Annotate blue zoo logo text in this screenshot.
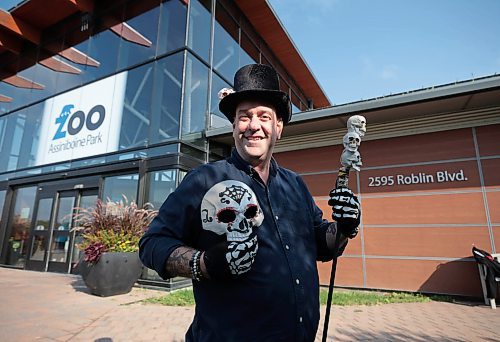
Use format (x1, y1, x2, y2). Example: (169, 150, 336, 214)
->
(53, 104, 106, 140)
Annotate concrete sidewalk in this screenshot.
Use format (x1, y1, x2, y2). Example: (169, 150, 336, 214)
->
(0, 267, 498, 341)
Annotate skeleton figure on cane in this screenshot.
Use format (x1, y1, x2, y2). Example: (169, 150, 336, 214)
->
(323, 115, 367, 341)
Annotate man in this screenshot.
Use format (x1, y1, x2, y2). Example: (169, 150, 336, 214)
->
(139, 64, 360, 341)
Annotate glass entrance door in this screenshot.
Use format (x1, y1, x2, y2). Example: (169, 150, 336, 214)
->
(26, 187, 97, 273)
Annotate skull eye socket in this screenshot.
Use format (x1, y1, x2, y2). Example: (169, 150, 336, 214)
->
(217, 208, 236, 223)
(244, 204, 258, 219)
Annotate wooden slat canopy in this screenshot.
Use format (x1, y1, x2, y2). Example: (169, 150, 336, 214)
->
(0, 0, 330, 110)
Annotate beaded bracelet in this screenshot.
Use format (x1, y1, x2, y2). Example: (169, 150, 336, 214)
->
(190, 250, 203, 281)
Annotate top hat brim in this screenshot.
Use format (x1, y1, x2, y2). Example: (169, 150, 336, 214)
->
(219, 89, 292, 125)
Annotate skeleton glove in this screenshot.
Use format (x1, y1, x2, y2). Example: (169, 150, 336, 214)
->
(203, 232, 259, 280)
(328, 188, 361, 239)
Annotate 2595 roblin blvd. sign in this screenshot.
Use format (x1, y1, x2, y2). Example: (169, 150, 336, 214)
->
(36, 72, 128, 166)
(367, 169, 468, 187)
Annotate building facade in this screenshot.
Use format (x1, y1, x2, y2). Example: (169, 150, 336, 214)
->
(270, 78, 500, 298)
(1, 0, 499, 298)
(0, 0, 325, 286)
(208, 75, 500, 298)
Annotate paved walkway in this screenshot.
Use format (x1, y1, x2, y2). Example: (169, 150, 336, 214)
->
(0, 267, 499, 341)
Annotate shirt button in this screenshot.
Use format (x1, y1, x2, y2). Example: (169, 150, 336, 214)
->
(275, 215, 279, 220)
(296, 278, 300, 285)
(285, 245, 290, 250)
(299, 317, 303, 323)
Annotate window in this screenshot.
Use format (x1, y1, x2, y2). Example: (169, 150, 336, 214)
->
(120, 62, 155, 149)
(209, 71, 231, 128)
(0, 57, 34, 114)
(150, 52, 184, 144)
(182, 53, 209, 147)
(4, 186, 37, 267)
(146, 169, 178, 209)
(86, 29, 121, 82)
(213, 3, 239, 82)
(240, 32, 259, 67)
(157, 0, 188, 56)
(0, 190, 6, 229)
(0, 111, 28, 172)
(118, 2, 161, 70)
(102, 174, 139, 203)
(188, 0, 212, 63)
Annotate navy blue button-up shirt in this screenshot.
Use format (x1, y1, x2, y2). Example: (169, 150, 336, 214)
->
(139, 150, 343, 341)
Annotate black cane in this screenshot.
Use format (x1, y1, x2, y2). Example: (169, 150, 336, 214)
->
(322, 166, 351, 342)
(322, 115, 366, 341)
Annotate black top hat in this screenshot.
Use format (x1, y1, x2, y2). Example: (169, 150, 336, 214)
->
(219, 64, 292, 124)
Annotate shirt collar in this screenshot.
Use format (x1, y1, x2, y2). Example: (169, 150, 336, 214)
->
(229, 149, 278, 178)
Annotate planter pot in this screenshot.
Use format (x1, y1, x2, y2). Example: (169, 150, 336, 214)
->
(79, 252, 143, 297)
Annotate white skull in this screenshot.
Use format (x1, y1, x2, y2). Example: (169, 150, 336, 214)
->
(347, 115, 367, 137)
(343, 132, 361, 152)
(341, 149, 362, 170)
(201, 180, 264, 242)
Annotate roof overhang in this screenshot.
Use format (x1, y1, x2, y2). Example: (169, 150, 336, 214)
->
(1, 0, 330, 110)
(207, 74, 500, 146)
(234, 0, 330, 108)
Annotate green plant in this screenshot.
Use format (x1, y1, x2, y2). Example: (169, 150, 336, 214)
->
(73, 196, 158, 264)
(141, 288, 450, 307)
(143, 289, 196, 306)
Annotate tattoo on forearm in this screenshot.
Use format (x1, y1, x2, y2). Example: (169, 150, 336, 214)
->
(166, 246, 196, 278)
(326, 223, 337, 251)
(326, 222, 348, 255)
(326, 223, 336, 235)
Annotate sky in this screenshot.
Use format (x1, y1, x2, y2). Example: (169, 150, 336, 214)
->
(267, 0, 500, 105)
(2, 0, 500, 105)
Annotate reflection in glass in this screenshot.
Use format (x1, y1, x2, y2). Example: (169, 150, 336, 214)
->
(55, 196, 75, 231)
(72, 193, 98, 265)
(240, 33, 259, 65)
(79, 194, 98, 211)
(120, 62, 155, 149)
(157, 0, 188, 55)
(14, 102, 44, 172)
(0, 80, 19, 115)
(27, 103, 43, 168)
(153, 52, 184, 144)
(146, 143, 179, 158)
(0, 190, 6, 228)
(188, 0, 211, 63)
(34, 198, 53, 231)
(6, 186, 37, 267)
(30, 235, 47, 261)
(18, 62, 56, 107)
(213, 3, 239, 81)
(102, 174, 139, 203)
(1, 58, 33, 113)
(147, 170, 178, 209)
(118, 3, 160, 70)
(182, 53, 209, 147)
(209, 72, 231, 128)
(50, 233, 68, 263)
(291, 91, 303, 113)
(0, 112, 26, 172)
(62, 29, 94, 89)
(86, 30, 120, 81)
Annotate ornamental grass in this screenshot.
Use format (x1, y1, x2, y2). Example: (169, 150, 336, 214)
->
(72, 196, 158, 264)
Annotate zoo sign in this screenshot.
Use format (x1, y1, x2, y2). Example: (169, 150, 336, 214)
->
(36, 72, 127, 166)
